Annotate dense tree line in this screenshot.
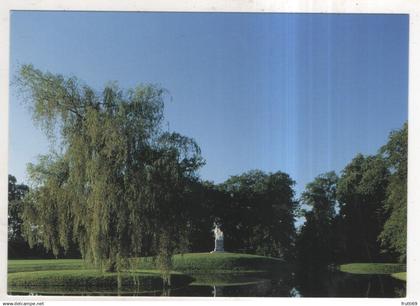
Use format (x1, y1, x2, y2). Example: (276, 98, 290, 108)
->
(378, 124, 407, 262)
(8, 174, 33, 259)
(9, 65, 407, 269)
(296, 123, 407, 267)
(9, 169, 297, 261)
(8, 174, 80, 259)
(295, 172, 339, 266)
(217, 170, 296, 259)
(181, 170, 297, 259)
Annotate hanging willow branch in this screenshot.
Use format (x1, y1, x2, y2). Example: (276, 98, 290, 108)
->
(18, 64, 204, 274)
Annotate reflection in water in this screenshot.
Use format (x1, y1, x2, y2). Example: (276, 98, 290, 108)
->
(212, 286, 221, 297)
(167, 269, 405, 297)
(9, 269, 406, 297)
(294, 268, 406, 298)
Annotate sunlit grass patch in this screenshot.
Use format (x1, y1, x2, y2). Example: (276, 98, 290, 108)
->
(391, 272, 406, 281)
(339, 263, 406, 275)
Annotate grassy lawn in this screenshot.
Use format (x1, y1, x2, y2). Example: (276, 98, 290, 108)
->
(9, 252, 284, 274)
(8, 259, 87, 273)
(137, 252, 286, 273)
(339, 263, 406, 278)
(391, 272, 407, 281)
(8, 252, 285, 293)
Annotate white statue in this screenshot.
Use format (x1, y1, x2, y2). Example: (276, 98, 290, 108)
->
(214, 226, 223, 240)
(211, 223, 224, 253)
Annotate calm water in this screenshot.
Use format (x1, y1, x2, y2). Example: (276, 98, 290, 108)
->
(9, 270, 406, 297)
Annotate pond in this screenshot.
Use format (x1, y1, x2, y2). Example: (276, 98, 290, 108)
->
(170, 271, 406, 297)
(9, 269, 406, 297)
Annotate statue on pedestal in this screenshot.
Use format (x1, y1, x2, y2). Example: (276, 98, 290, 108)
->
(211, 223, 224, 253)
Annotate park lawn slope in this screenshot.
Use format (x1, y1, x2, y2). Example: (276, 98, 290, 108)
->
(136, 252, 289, 286)
(8, 269, 193, 293)
(8, 259, 86, 273)
(8, 253, 290, 292)
(340, 263, 406, 275)
(9, 252, 285, 274)
(8, 252, 287, 291)
(136, 252, 287, 273)
(391, 272, 406, 281)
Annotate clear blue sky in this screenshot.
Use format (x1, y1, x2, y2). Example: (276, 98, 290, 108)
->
(9, 12, 408, 198)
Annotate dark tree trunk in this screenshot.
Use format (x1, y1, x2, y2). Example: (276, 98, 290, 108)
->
(106, 257, 117, 272)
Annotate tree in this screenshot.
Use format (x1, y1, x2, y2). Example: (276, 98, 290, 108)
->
(8, 175, 29, 242)
(336, 154, 389, 262)
(300, 172, 338, 223)
(378, 123, 407, 262)
(182, 180, 226, 252)
(296, 172, 338, 266)
(17, 65, 204, 273)
(218, 170, 296, 259)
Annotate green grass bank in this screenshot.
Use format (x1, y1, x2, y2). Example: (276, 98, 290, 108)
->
(8, 259, 86, 273)
(137, 252, 286, 273)
(9, 252, 285, 274)
(339, 263, 406, 280)
(8, 252, 286, 293)
(391, 272, 407, 281)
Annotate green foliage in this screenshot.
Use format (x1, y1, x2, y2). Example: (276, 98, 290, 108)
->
(378, 123, 407, 262)
(218, 170, 296, 259)
(7, 175, 53, 259)
(301, 171, 338, 221)
(8, 175, 29, 242)
(182, 181, 221, 252)
(297, 172, 338, 265)
(17, 65, 204, 274)
(339, 263, 406, 275)
(296, 123, 407, 265)
(336, 154, 389, 261)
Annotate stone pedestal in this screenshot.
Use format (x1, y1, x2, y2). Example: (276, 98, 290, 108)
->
(211, 224, 225, 253)
(211, 238, 224, 253)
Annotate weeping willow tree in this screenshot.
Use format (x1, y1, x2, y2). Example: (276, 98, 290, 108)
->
(18, 65, 204, 275)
